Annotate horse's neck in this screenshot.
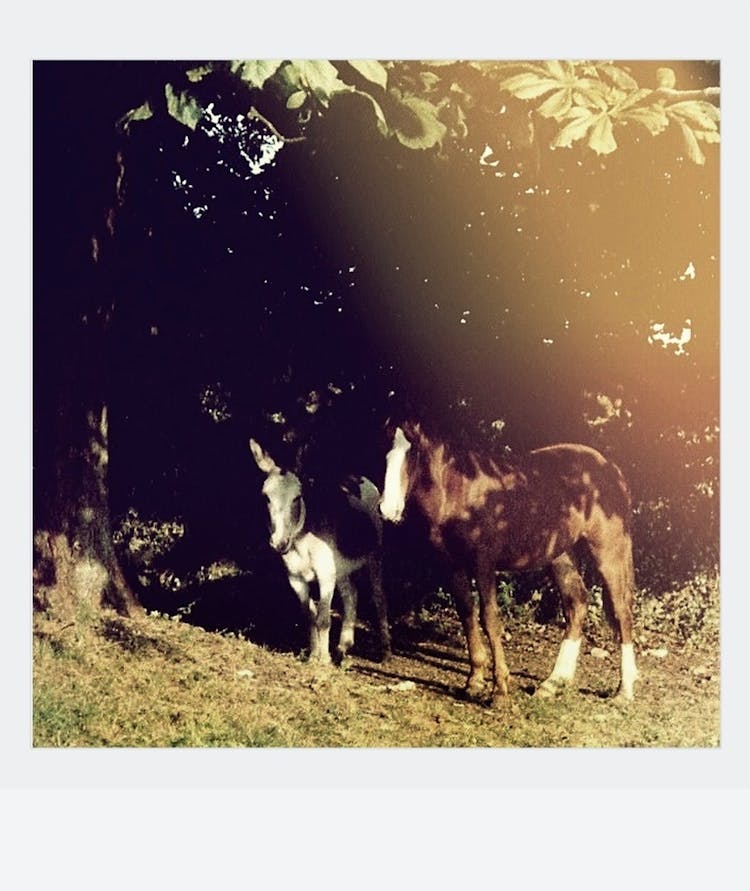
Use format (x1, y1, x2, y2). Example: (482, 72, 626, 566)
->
(413, 443, 450, 520)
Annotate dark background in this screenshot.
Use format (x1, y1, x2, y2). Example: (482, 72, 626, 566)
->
(33, 60, 720, 646)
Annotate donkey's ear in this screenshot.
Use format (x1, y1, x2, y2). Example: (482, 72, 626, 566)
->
(249, 439, 279, 474)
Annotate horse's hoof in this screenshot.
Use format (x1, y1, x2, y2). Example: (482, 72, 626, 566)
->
(535, 678, 568, 699)
(333, 651, 350, 668)
(463, 681, 487, 702)
(491, 692, 518, 712)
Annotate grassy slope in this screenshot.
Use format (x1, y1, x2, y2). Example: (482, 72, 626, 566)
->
(33, 594, 720, 748)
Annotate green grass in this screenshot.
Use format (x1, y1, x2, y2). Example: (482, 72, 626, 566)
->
(32, 575, 721, 748)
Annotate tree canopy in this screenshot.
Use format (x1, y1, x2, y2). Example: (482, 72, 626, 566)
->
(33, 59, 720, 623)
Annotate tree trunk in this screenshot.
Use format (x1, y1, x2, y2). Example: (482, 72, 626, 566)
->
(33, 62, 147, 620)
(34, 321, 142, 619)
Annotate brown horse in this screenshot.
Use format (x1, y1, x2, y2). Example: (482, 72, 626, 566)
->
(379, 420, 637, 704)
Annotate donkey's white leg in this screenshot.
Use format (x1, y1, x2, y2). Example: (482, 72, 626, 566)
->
(336, 576, 358, 661)
(616, 642, 638, 701)
(287, 576, 322, 662)
(536, 637, 581, 698)
(312, 578, 334, 665)
(308, 541, 337, 664)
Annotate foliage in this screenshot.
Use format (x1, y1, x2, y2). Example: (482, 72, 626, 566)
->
(34, 59, 720, 638)
(113, 509, 185, 581)
(112, 508, 244, 606)
(119, 59, 719, 162)
(498, 61, 719, 163)
(638, 571, 720, 648)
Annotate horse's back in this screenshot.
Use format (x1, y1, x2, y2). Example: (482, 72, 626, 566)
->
(430, 441, 632, 569)
(527, 442, 632, 523)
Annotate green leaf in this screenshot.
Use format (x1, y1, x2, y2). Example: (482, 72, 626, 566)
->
(656, 67, 676, 89)
(499, 73, 562, 100)
(117, 100, 153, 133)
(537, 87, 572, 119)
(598, 64, 639, 91)
(619, 105, 669, 135)
(186, 64, 214, 83)
(676, 120, 705, 164)
(551, 107, 596, 148)
(667, 100, 719, 131)
(286, 90, 307, 110)
(165, 83, 203, 130)
(695, 130, 720, 144)
(353, 89, 389, 136)
(573, 79, 611, 111)
(420, 71, 441, 91)
(612, 87, 654, 113)
(298, 60, 347, 94)
(230, 60, 284, 89)
(348, 60, 388, 90)
(543, 60, 571, 80)
(390, 94, 447, 150)
(281, 60, 351, 109)
(587, 113, 617, 155)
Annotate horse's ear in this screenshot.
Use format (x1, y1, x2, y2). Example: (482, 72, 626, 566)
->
(249, 439, 279, 474)
(293, 440, 309, 477)
(400, 419, 425, 444)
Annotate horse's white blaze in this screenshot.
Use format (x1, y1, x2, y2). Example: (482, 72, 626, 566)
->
(380, 427, 411, 522)
(549, 637, 581, 682)
(619, 642, 638, 699)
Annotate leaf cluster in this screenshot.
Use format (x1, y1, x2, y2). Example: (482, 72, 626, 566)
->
(498, 61, 720, 164)
(115, 60, 719, 166)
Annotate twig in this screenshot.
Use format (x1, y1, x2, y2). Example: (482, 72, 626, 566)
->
(653, 86, 721, 104)
(247, 106, 307, 143)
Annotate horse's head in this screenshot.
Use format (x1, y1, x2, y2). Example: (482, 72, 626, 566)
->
(379, 423, 419, 524)
(250, 439, 306, 554)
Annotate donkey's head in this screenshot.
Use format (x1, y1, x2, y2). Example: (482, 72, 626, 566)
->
(250, 439, 306, 555)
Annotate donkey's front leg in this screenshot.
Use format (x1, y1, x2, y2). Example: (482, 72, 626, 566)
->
(287, 576, 325, 663)
(336, 575, 357, 663)
(305, 542, 338, 664)
(312, 572, 335, 665)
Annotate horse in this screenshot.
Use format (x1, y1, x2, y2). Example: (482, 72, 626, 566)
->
(250, 439, 392, 665)
(379, 420, 637, 705)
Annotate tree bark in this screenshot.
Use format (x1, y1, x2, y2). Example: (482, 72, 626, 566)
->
(34, 319, 142, 618)
(33, 62, 147, 620)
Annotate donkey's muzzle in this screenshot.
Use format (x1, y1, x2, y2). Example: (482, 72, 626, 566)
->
(270, 536, 292, 555)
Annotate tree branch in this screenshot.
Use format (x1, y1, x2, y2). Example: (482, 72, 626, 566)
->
(247, 106, 307, 143)
(654, 86, 720, 104)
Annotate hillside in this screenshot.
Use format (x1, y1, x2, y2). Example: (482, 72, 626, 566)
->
(33, 589, 720, 748)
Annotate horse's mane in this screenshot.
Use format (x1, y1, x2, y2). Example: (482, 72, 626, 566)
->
(392, 415, 519, 479)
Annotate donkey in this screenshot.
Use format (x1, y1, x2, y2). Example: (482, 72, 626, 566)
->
(250, 439, 391, 665)
(379, 420, 637, 705)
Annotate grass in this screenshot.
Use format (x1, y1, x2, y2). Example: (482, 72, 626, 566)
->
(32, 574, 721, 748)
